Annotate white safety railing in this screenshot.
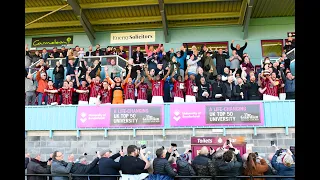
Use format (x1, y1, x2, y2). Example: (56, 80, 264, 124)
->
(286, 48, 295, 62)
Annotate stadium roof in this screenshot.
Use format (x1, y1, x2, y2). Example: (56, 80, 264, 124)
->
(25, 0, 295, 43)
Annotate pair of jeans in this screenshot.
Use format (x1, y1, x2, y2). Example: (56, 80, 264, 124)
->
(216, 66, 225, 75)
(37, 93, 47, 105)
(25, 91, 36, 105)
(54, 79, 64, 88)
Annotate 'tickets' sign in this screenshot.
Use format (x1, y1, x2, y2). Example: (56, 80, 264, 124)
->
(110, 31, 155, 44)
(191, 137, 246, 145)
(31, 36, 73, 48)
(76, 104, 164, 128)
(170, 102, 264, 126)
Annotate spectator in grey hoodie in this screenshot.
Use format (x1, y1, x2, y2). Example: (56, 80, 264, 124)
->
(25, 73, 37, 106)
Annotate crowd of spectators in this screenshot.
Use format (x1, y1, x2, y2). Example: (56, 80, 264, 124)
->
(25, 38, 295, 106)
(25, 140, 295, 180)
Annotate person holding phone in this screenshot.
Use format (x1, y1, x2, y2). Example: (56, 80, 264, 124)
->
(119, 145, 150, 178)
(243, 153, 269, 179)
(99, 149, 124, 180)
(151, 148, 177, 179)
(191, 146, 216, 179)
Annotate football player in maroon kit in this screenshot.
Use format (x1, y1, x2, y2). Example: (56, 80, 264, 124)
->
(75, 71, 90, 105)
(42, 80, 59, 105)
(184, 69, 197, 102)
(171, 71, 185, 103)
(135, 75, 150, 104)
(86, 69, 102, 105)
(96, 80, 114, 105)
(144, 64, 171, 103)
(122, 66, 136, 104)
(45, 81, 89, 105)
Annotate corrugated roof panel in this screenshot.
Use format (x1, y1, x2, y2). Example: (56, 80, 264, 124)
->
(78, 0, 121, 3)
(85, 6, 159, 20)
(26, 0, 66, 7)
(252, 0, 295, 18)
(167, 1, 242, 15)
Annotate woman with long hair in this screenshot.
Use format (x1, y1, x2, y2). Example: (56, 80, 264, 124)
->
(243, 153, 269, 180)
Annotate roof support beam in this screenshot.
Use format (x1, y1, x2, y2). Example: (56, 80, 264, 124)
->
(158, 0, 169, 43)
(243, 0, 254, 39)
(238, 0, 248, 25)
(80, 0, 158, 9)
(67, 0, 95, 45)
(164, 0, 240, 4)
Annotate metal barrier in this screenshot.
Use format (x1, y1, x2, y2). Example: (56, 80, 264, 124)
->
(25, 174, 295, 180)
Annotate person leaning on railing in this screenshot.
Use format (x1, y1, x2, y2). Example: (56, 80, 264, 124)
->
(36, 66, 49, 105)
(51, 151, 74, 180)
(70, 154, 100, 180)
(27, 154, 51, 180)
(243, 153, 269, 180)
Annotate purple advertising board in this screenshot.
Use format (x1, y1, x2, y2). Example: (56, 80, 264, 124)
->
(77, 104, 164, 128)
(170, 102, 264, 127)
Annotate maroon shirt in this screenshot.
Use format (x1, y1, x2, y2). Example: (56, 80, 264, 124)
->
(42, 87, 59, 104)
(98, 88, 112, 104)
(137, 83, 148, 100)
(58, 88, 76, 105)
(173, 81, 184, 98)
(124, 84, 135, 100)
(89, 82, 101, 98)
(185, 79, 196, 96)
(78, 86, 89, 102)
(150, 79, 164, 96)
(261, 78, 279, 97)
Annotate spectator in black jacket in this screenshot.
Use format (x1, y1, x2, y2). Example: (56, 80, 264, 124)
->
(212, 75, 225, 101)
(86, 46, 95, 56)
(119, 145, 150, 175)
(70, 155, 99, 180)
(95, 44, 104, 56)
(197, 77, 211, 102)
(89, 59, 101, 79)
(25, 153, 30, 169)
(216, 149, 243, 180)
(213, 48, 230, 75)
(230, 39, 248, 60)
(27, 154, 51, 180)
(60, 46, 68, 58)
(192, 146, 216, 180)
(244, 76, 261, 100)
(50, 47, 60, 58)
(78, 60, 88, 81)
(153, 148, 177, 178)
(125, 58, 142, 80)
(53, 61, 64, 88)
(99, 150, 124, 180)
(233, 78, 246, 101)
(132, 46, 145, 64)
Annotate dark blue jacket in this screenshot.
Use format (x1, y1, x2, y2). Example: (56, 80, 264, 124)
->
(271, 155, 295, 180)
(99, 153, 122, 180)
(148, 174, 174, 180)
(65, 56, 79, 75)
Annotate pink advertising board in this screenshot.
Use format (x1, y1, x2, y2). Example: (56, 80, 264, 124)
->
(76, 104, 164, 128)
(170, 102, 264, 127)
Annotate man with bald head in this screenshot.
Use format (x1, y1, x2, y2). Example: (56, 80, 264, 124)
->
(231, 39, 248, 60)
(191, 146, 216, 179)
(70, 155, 100, 180)
(26, 154, 51, 180)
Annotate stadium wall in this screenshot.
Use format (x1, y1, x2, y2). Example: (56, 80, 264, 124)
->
(25, 128, 295, 162)
(25, 17, 295, 66)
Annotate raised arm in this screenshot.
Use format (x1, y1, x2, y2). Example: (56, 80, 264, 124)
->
(230, 40, 236, 50)
(162, 68, 171, 81)
(241, 40, 248, 50)
(170, 71, 176, 82)
(144, 64, 153, 81)
(122, 66, 132, 86)
(156, 44, 162, 52)
(75, 71, 80, 87)
(184, 68, 189, 81)
(145, 43, 150, 54)
(86, 71, 92, 84)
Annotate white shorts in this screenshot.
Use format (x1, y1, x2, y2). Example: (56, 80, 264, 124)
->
(124, 99, 135, 104)
(61, 104, 72, 106)
(101, 103, 111, 105)
(89, 97, 97, 105)
(137, 99, 148, 104)
(49, 102, 58, 106)
(185, 95, 196, 103)
(151, 96, 164, 104)
(78, 101, 88, 105)
(263, 94, 279, 101)
(174, 97, 184, 103)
